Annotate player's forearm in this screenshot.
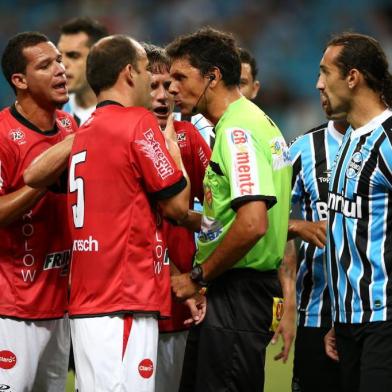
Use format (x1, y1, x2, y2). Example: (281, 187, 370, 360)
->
(23, 135, 74, 188)
(279, 240, 297, 309)
(178, 209, 202, 232)
(0, 186, 46, 227)
(201, 202, 267, 281)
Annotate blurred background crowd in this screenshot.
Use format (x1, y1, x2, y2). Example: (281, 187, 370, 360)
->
(0, 0, 391, 140)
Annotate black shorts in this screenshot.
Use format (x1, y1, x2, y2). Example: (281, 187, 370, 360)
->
(292, 326, 340, 392)
(179, 268, 281, 392)
(335, 320, 392, 392)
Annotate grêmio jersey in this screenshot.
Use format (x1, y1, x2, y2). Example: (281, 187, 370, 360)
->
(159, 120, 211, 333)
(290, 121, 343, 328)
(327, 109, 392, 324)
(68, 102, 186, 317)
(0, 105, 77, 319)
(195, 97, 292, 271)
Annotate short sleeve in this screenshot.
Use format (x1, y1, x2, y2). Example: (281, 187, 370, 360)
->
(0, 136, 17, 196)
(187, 123, 211, 203)
(132, 112, 186, 200)
(289, 136, 305, 205)
(219, 127, 277, 210)
(379, 135, 392, 190)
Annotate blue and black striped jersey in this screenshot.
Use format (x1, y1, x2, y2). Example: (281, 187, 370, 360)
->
(327, 110, 392, 323)
(290, 121, 343, 327)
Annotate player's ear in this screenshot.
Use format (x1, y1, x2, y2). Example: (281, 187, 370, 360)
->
(123, 64, 134, 86)
(347, 68, 360, 89)
(251, 80, 260, 99)
(11, 73, 27, 91)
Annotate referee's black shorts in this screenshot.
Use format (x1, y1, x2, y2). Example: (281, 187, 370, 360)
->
(292, 326, 340, 392)
(335, 320, 392, 392)
(179, 267, 281, 392)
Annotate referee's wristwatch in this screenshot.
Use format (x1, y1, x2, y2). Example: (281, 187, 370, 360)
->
(189, 265, 208, 287)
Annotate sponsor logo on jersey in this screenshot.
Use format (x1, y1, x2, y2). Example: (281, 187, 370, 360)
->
(318, 169, 332, 184)
(73, 236, 99, 252)
(177, 132, 186, 142)
(346, 152, 363, 179)
(57, 117, 72, 130)
(8, 128, 25, 145)
(328, 192, 363, 219)
(0, 351, 16, 370)
(199, 216, 223, 242)
(136, 129, 175, 179)
(270, 137, 291, 170)
(315, 201, 328, 220)
(138, 358, 154, 378)
(204, 185, 213, 208)
(0, 385, 11, 391)
(230, 129, 256, 196)
(197, 146, 209, 168)
(43, 250, 71, 275)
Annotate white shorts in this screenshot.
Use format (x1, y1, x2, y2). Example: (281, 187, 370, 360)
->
(71, 314, 158, 392)
(0, 316, 70, 392)
(156, 331, 188, 392)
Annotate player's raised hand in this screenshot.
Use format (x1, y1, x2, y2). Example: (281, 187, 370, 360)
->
(162, 114, 177, 145)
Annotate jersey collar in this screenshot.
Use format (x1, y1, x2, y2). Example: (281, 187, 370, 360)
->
(327, 120, 344, 143)
(96, 100, 124, 109)
(10, 104, 58, 136)
(350, 109, 392, 139)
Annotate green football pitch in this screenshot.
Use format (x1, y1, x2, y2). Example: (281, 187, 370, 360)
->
(65, 342, 293, 391)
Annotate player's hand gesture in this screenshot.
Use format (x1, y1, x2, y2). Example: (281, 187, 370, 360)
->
(324, 327, 339, 361)
(289, 219, 327, 249)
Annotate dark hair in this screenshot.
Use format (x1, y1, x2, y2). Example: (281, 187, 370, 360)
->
(143, 43, 170, 74)
(238, 47, 258, 81)
(87, 35, 139, 95)
(1, 31, 49, 93)
(166, 27, 240, 87)
(60, 17, 108, 47)
(327, 32, 392, 107)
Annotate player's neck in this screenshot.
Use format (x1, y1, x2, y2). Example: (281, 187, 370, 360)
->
(75, 87, 97, 110)
(15, 96, 56, 131)
(204, 86, 242, 125)
(348, 91, 387, 129)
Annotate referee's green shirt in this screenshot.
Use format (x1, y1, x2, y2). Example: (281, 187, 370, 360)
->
(195, 97, 292, 271)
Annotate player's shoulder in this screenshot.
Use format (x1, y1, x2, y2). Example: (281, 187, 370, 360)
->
(174, 120, 198, 134)
(289, 122, 328, 148)
(55, 109, 78, 134)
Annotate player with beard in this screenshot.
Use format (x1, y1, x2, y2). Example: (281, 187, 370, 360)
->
(0, 32, 77, 391)
(144, 43, 211, 392)
(318, 32, 392, 392)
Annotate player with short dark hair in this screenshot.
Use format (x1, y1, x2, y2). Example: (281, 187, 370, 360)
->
(58, 17, 108, 124)
(24, 34, 194, 391)
(318, 32, 392, 392)
(238, 47, 260, 100)
(0, 31, 77, 391)
(167, 27, 292, 392)
(144, 42, 211, 392)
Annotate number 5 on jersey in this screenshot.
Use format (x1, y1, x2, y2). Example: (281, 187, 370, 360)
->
(70, 151, 87, 228)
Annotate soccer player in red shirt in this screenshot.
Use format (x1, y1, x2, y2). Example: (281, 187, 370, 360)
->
(25, 34, 195, 392)
(0, 32, 77, 391)
(143, 43, 211, 392)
